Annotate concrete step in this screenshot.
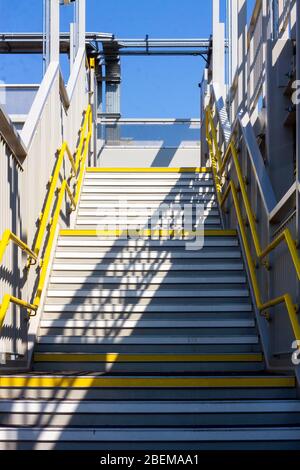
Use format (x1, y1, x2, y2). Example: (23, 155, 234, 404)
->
(39, 326, 256, 338)
(32, 352, 264, 372)
(57, 237, 236, 247)
(75, 226, 223, 231)
(32, 363, 264, 373)
(46, 288, 250, 299)
(75, 222, 222, 229)
(43, 302, 253, 313)
(75, 218, 221, 225)
(1, 387, 295, 402)
(39, 319, 256, 329)
(76, 217, 220, 226)
(79, 201, 219, 209)
(80, 193, 218, 201)
(49, 274, 247, 285)
(77, 209, 220, 217)
(51, 262, 245, 273)
(37, 333, 259, 344)
(2, 426, 300, 450)
(40, 311, 255, 321)
(53, 250, 242, 260)
(55, 245, 233, 254)
(2, 400, 300, 428)
(84, 173, 213, 180)
(81, 187, 216, 194)
(85, 169, 210, 174)
(83, 180, 215, 187)
(0, 374, 295, 408)
(0, 374, 294, 388)
(35, 339, 261, 354)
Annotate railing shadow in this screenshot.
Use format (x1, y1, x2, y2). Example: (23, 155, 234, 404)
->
(1, 167, 221, 448)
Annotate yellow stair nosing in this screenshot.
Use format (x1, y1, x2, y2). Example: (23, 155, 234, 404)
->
(86, 167, 211, 173)
(33, 353, 263, 363)
(0, 376, 294, 389)
(60, 229, 237, 237)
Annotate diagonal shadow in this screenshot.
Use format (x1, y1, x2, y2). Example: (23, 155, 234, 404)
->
(1, 166, 226, 448)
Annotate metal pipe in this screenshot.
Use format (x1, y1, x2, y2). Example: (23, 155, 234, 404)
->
(0, 32, 219, 55)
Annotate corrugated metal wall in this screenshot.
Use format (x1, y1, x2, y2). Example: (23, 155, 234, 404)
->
(0, 58, 89, 359)
(247, 6, 264, 112)
(209, 96, 298, 368)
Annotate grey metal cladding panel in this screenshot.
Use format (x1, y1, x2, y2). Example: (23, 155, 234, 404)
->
(269, 216, 298, 356)
(0, 138, 26, 355)
(0, 139, 23, 297)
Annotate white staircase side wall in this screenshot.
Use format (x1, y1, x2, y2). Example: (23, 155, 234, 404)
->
(97, 147, 201, 168)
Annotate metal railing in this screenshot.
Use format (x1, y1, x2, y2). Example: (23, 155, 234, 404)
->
(98, 118, 201, 148)
(0, 230, 37, 266)
(0, 84, 39, 116)
(0, 105, 92, 359)
(206, 104, 300, 359)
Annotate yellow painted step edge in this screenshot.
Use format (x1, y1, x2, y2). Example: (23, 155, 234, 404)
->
(0, 376, 294, 389)
(86, 167, 211, 173)
(60, 229, 237, 237)
(33, 353, 263, 363)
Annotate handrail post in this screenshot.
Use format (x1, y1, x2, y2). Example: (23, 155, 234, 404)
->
(49, 0, 60, 64)
(0, 105, 92, 363)
(206, 100, 300, 355)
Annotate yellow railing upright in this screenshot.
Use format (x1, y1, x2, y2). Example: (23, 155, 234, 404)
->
(0, 230, 37, 266)
(0, 295, 37, 330)
(31, 141, 77, 260)
(206, 106, 300, 341)
(0, 104, 92, 336)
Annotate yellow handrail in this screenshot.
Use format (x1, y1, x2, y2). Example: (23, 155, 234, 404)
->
(0, 229, 37, 265)
(34, 107, 92, 306)
(206, 107, 300, 280)
(0, 104, 92, 337)
(75, 107, 91, 171)
(207, 111, 261, 253)
(32, 141, 76, 259)
(74, 130, 92, 205)
(0, 294, 37, 329)
(259, 229, 300, 279)
(221, 181, 300, 341)
(206, 106, 300, 341)
(34, 180, 74, 307)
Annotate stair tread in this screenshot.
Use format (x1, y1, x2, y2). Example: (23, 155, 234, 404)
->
(10, 167, 292, 450)
(37, 336, 259, 344)
(33, 352, 263, 362)
(0, 375, 295, 389)
(46, 289, 250, 298)
(43, 304, 253, 313)
(1, 427, 299, 442)
(49, 275, 246, 284)
(54, 252, 241, 259)
(1, 400, 299, 413)
(40, 319, 255, 327)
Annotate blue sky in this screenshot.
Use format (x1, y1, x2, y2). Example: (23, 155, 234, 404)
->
(0, 0, 256, 117)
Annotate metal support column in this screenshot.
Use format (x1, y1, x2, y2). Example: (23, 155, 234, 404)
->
(297, 0, 300, 245)
(49, 0, 60, 63)
(212, 0, 225, 98)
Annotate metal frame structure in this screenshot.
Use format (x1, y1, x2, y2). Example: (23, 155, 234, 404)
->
(203, 0, 300, 374)
(0, 33, 212, 57)
(0, 0, 91, 365)
(0, 0, 299, 380)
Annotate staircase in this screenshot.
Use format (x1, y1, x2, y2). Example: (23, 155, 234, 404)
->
(0, 168, 299, 450)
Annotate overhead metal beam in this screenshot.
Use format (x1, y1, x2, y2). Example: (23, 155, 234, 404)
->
(0, 32, 113, 54)
(0, 33, 213, 55)
(100, 51, 210, 57)
(114, 39, 212, 48)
